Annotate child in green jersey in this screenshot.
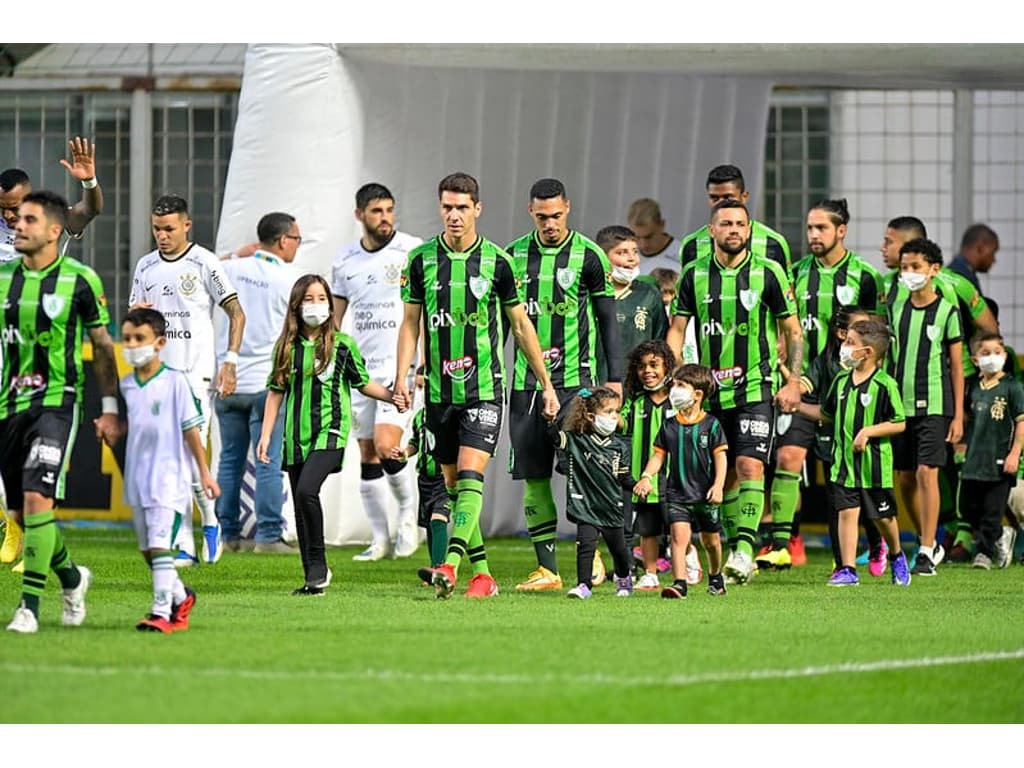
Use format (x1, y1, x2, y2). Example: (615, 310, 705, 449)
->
(799, 319, 911, 587)
(960, 332, 1024, 569)
(257, 274, 394, 595)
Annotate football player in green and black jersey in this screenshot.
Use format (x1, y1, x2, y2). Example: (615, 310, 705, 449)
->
(0, 190, 120, 633)
(666, 199, 804, 585)
(505, 179, 622, 592)
(393, 172, 558, 600)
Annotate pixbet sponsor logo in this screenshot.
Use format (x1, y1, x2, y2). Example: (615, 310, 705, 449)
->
(700, 320, 750, 337)
(525, 297, 577, 318)
(428, 309, 488, 329)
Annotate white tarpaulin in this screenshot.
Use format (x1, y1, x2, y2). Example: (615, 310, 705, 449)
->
(216, 43, 771, 543)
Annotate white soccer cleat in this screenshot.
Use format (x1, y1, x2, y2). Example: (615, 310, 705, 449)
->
(62, 565, 92, 627)
(724, 550, 755, 585)
(6, 605, 38, 634)
(352, 544, 390, 562)
(201, 524, 224, 564)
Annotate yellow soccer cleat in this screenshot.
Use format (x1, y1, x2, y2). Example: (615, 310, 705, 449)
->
(515, 566, 563, 591)
(1, 516, 23, 565)
(755, 546, 793, 571)
(11, 559, 24, 574)
(591, 550, 606, 586)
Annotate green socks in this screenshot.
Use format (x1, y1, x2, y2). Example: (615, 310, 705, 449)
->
(444, 471, 485, 572)
(721, 489, 740, 550)
(735, 479, 766, 557)
(21, 510, 60, 615)
(429, 488, 456, 567)
(524, 478, 558, 572)
(770, 470, 801, 548)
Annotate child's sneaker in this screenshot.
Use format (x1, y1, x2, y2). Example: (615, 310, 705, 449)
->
(655, 556, 672, 573)
(567, 583, 592, 600)
(591, 550, 606, 586)
(61, 565, 91, 627)
(868, 540, 889, 577)
(614, 574, 633, 597)
(707, 573, 727, 596)
(911, 552, 936, 576)
(636, 571, 660, 591)
(660, 582, 687, 599)
(971, 552, 993, 570)
(891, 551, 911, 586)
(684, 545, 703, 585)
(996, 526, 1017, 569)
(827, 566, 859, 587)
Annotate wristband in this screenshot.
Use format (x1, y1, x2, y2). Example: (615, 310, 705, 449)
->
(224, 350, 239, 365)
(81, 177, 98, 189)
(101, 396, 119, 415)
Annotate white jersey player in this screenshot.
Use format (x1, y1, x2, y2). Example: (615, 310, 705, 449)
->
(331, 183, 422, 562)
(129, 194, 245, 566)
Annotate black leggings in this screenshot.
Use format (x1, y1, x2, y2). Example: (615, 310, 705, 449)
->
(286, 449, 344, 587)
(576, 522, 632, 589)
(959, 477, 1012, 558)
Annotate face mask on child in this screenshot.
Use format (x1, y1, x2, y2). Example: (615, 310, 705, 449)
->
(978, 353, 1006, 375)
(611, 265, 639, 284)
(302, 303, 331, 328)
(592, 414, 618, 436)
(123, 344, 157, 368)
(669, 385, 695, 411)
(839, 345, 870, 370)
(643, 375, 669, 392)
(899, 271, 928, 292)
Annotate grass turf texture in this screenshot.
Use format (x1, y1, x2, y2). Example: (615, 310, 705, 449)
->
(1, 528, 1022, 723)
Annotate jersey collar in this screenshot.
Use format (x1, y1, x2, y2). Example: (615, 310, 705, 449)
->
(438, 234, 481, 257)
(531, 229, 573, 253)
(254, 250, 284, 266)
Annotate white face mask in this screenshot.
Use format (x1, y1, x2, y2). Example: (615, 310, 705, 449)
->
(611, 265, 639, 284)
(301, 302, 330, 328)
(978, 353, 1006, 375)
(592, 413, 618, 436)
(899, 271, 929, 292)
(669, 385, 695, 411)
(839, 345, 864, 370)
(123, 344, 157, 368)
(643, 374, 670, 392)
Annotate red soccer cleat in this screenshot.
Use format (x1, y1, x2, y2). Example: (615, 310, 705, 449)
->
(136, 614, 174, 634)
(431, 564, 456, 600)
(788, 535, 807, 567)
(464, 573, 499, 598)
(170, 587, 196, 631)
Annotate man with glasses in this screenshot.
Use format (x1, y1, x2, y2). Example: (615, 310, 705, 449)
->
(129, 194, 246, 566)
(331, 183, 424, 562)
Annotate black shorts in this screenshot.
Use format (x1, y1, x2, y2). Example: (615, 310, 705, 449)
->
(665, 499, 722, 533)
(713, 401, 774, 463)
(633, 501, 667, 537)
(774, 411, 817, 451)
(893, 415, 950, 471)
(0, 406, 79, 507)
(832, 486, 897, 519)
(508, 387, 579, 480)
(416, 473, 450, 527)
(423, 400, 503, 465)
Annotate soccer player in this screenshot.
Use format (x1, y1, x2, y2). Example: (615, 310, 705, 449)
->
(948, 223, 999, 292)
(679, 164, 792, 276)
(627, 198, 683, 275)
(506, 179, 621, 592)
(0, 138, 105, 565)
(666, 199, 803, 585)
(763, 198, 885, 571)
(1, 190, 120, 633)
(129, 194, 246, 566)
(393, 172, 559, 599)
(888, 237, 964, 576)
(113, 308, 218, 632)
(331, 183, 423, 562)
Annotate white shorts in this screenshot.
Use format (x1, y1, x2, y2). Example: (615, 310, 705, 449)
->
(352, 383, 412, 441)
(133, 505, 180, 551)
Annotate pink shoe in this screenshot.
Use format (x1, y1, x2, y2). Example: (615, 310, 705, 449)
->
(868, 540, 889, 577)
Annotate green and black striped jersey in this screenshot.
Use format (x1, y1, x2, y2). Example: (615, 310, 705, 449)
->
(402, 235, 521, 405)
(620, 391, 675, 502)
(652, 411, 728, 504)
(506, 230, 613, 391)
(672, 251, 797, 410)
(268, 331, 369, 467)
(792, 250, 885, 367)
(801, 350, 843, 462)
(408, 407, 441, 480)
(679, 220, 792, 278)
(822, 367, 905, 489)
(887, 292, 962, 418)
(0, 254, 109, 418)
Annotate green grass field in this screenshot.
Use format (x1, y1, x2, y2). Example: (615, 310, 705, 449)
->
(2, 527, 1022, 724)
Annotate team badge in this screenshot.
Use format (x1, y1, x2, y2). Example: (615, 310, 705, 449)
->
(836, 284, 856, 306)
(991, 396, 1007, 421)
(556, 267, 577, 291)
(41, 293, 66, 320)
(179, 273, 198, 297)
(425, 428, 436, 451)
(926, 325, 939, 342)
(469, 276, 489, 299)
(739, 289, 759, 311)
(384, 263, 401, 286)
(860, 392, 873, 407)
(634, 306, 649, 332)
(739, 418, 750, 434)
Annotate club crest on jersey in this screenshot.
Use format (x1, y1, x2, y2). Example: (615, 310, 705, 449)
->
(836, 284, 856, 306)
(469, 276, 489, 300)
(41, 293, 65, 319)
(860, 392, 873, 407)
(556, 267, 577, 291)
(926, 325, 939, 342)
(179, 272, 199, 297)
(739, 289, 759, 311)
(384, 263, 402, 286)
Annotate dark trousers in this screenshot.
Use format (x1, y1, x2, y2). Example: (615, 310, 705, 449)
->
(286, 449, 344, 587)
(959, 477, 1012, 558)
(576, 522, 632, 588)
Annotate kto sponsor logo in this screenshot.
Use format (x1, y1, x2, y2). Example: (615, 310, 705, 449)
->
(442, 356, 476, 381)
(428, 310, 488, 329)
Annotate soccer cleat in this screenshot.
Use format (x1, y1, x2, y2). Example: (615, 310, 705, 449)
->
(253, 539, 297, 554)
(417, 566, 435, 586)
(755, 547, 792, 571)
(855, 548, 871, 566)
(614, 574, 633, 597)
(932, 543, 946, 567)
(136, 614, 174, 634)
(891, 552, 911, 586)
(660, 583, 687, 599)
(291, 585, 325, 596)
(6, 605, 38, 634)
(312, 568, 333, 589)
(911, 552, 936, 577)
(432, 564, 456, 600)
(201, 524, 223, 564)
(173, 551, 199, 568)
(11, 559, 24, 574)
(515, 566, 562, 592)
(464, 573, 499, 598)
(971, 552, 992, 570)
(567, 583, 593, 599)
(591, 550, 607, 586)
(868, 540, 889, 578)
(756, 543, 772, 559)
(0, 516, 23, 564)
(946, 542, 972, 563)
(724, 550, 755, 585)
(352, 544, 390, 562)
(827, 567, 859, 587)
(685, 545, 703, 586)
(61, 565, 92, 627)
(996, 526, 1017, 569)
(788, 535, 807, 566)
(707, 574, 727, 596)
(636, 571, 660, 591)
(170, 587, 196, 631)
